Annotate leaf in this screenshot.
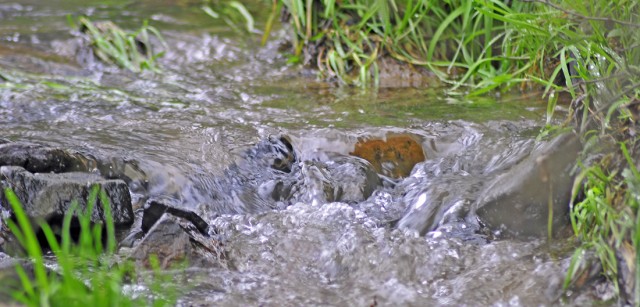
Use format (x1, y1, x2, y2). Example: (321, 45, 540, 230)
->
(202, 5, 220, 19)
(229, 1, 255, 32)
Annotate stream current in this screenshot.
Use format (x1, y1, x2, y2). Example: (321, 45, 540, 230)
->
(0, 1, 607, 305)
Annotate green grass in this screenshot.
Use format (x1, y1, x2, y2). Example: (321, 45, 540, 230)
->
(202, 0, 256, 34)
(266, 0, 639, 99)
(3, 186, 177, 306)
(69, 16, 167, 73)
(564, 140, 639, 300)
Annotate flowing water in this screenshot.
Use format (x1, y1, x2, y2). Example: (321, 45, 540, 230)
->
(0, 1, 607, 305)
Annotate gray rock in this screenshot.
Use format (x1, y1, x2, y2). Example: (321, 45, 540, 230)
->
(129, 213, 192, 268)
(471, 132, 582, 238)
(141, 200, 209, 235)
(207, 136, 381, 213)
(329, 156, 382, 203)
(0, 166, 134, 226)
(0, 142, 88, 174)
(0, 141, 149, 196)
(129, 212, 225, 268)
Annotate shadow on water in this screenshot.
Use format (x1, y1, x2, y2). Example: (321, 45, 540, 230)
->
(0, 1, 604, 305)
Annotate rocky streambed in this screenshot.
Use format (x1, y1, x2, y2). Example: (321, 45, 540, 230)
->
(0, 127, 604, 305)
(0, 0, 618, 305)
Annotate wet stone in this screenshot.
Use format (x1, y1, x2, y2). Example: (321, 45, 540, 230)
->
(239, 135, 297, 173)
(0, 166, 134, 226)
(202, 136, 299, 214)
(328, 156, 381, 203)
(0, 141, 150, 190)
(471, 132, 582, 238)
(350, 134, 426, 178)
(129, 212, 225, 269)
(130, 213, 192, 268)
(210, 135, 382, 212)
(142, 199, 209, 235)
(0, 142, 89, 174)
(282, 155, 382, 206)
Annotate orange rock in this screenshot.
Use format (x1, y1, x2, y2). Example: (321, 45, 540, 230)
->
(350, 134, 425, 178)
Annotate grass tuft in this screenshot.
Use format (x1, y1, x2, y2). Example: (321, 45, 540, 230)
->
(202, 0, 256, 34)
(3, 186, 177, 306)
(69, 16, 167, 73)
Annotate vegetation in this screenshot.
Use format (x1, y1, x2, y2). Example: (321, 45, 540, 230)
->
(203, 0, 256, 34)
(565, 143, 639, 300)
(2, 186, 176, 306)
(2, 0, 637, 304)
(267, 0, 639, 302)
(266, 0, 639, 94)
(69, 16, 167, 73)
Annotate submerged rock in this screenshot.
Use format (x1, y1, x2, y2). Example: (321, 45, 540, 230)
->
(287, 156, 382, 206)
(0, 166, 134, 226)
(207, 135, 382, 213)
(239, 135, 297, 174)
(471, 132, 582, 238)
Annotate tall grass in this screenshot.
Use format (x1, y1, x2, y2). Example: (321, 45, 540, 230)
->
(3, 186, 176, 306)
(266, 0, 639, 100)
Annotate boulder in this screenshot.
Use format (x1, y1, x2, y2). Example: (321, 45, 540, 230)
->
(0, 166, 134, 226)
(329, 156, 382, 203)
(471, 132, 582, 238)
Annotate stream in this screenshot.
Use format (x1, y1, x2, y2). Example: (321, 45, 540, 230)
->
(0, 1, 610, 305)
